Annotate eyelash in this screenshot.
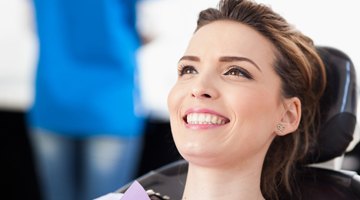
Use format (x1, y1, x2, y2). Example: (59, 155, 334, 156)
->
(223, 66, 253, 79)
(178, 65, 197, 76)
(177, 65, 253, 80)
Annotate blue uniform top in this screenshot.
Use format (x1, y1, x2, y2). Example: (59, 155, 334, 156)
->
(28, 0, 144, 137)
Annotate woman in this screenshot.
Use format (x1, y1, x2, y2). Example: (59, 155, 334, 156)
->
(167, 0, 326, 199)
(97, 0, 326, 199)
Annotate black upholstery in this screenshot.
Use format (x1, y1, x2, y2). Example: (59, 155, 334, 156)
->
(118, 46, 359, 199)
(304, 46, 357, 164)
(297, 167, 360, 200)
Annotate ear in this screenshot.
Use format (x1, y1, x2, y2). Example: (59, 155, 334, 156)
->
(276, 97, 301, 136)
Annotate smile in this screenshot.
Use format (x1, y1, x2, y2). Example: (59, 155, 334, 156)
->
(185, 113, 230, 125)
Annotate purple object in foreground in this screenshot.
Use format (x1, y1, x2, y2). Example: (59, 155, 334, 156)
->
(121, 181, 151, 200)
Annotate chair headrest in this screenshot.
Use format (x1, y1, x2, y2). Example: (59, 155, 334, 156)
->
(303, 46, 357, 164)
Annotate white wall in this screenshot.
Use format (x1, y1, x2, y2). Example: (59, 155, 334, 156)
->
(0, 0, 37, 111)
(257, 0, 360, 80)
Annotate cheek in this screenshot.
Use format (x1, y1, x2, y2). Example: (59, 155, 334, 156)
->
(223, 92, 278, 160)
(167, 84, 183, 115)
(167, 83, 188, 133)
(230, 89, 280, 133)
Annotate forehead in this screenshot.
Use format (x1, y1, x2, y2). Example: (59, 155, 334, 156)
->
(186, 20, 276, 67)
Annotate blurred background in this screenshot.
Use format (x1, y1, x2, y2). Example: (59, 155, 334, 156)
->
(1, 0, 359, 199)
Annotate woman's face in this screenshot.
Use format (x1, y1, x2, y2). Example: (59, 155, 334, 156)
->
(168, 20, 285, 168)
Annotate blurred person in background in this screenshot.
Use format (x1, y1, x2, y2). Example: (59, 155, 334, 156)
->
(27, 0, 145, 200)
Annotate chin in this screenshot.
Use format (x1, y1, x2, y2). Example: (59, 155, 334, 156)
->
(179, 145, 224, 167)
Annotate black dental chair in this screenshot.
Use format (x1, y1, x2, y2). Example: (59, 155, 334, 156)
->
(118, 46, 359, 199)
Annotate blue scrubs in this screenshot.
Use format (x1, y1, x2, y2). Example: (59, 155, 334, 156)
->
(28, 0, 144, 199)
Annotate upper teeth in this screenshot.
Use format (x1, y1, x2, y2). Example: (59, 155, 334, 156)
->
(186, 113, 227, 125)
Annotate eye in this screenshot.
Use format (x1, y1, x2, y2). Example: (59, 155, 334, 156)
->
(223, 66, 253, 79)
(178, 65, 198, 76)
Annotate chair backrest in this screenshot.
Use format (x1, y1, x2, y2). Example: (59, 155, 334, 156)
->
(118, 46, 359, 199)
(303, 46, 357, 165)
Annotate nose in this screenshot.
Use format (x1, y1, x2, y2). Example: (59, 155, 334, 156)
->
(191, 89, 212, 98)
(191, 77, 219, 100)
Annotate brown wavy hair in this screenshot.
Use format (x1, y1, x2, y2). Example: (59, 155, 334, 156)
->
(195, 0, 327, 199)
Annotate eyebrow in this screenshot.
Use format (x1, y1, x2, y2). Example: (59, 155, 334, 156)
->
(219, 56, 262, 72)
(178, 55, 200, 62)
(179, 55, 261, 72)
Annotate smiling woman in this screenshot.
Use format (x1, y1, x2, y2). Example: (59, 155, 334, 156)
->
(167, 0, 326, 199)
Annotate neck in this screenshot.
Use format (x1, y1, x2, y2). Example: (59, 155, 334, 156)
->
(182, 161, 265, 200)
